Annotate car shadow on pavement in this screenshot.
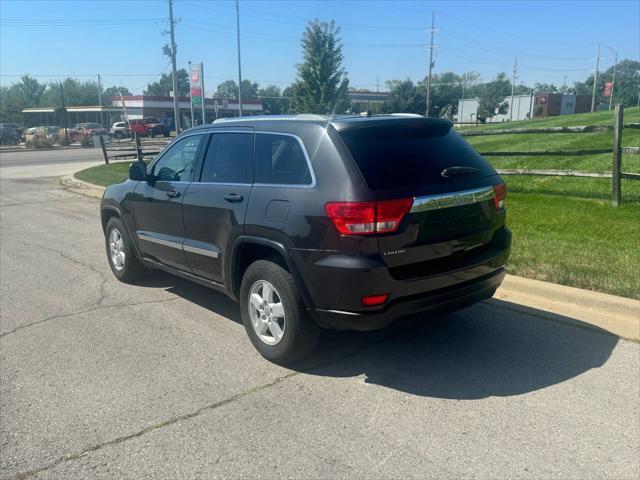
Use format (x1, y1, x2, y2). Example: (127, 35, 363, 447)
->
(140, 272, 619, 400)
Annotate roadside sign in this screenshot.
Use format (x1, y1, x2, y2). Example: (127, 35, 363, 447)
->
(189, 62, 206, 123)
(604, 82, 613, 97)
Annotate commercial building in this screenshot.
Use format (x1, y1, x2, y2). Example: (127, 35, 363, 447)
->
(456, 92, 592, 124)
(347, 90, 389, 112)
(22, 95, 263, 128)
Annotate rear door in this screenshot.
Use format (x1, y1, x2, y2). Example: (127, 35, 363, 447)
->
(181, 129, 254, 282)
(337, 121, 505, 278)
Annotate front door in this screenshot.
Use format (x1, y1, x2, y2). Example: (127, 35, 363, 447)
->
(182, 131, 254, 282)
(132, 133, 205, 270)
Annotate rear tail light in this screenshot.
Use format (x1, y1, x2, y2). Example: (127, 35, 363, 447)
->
(361, 293, 389, 306)
(493, 183, 506, 209)
(324, 198, 413, 235)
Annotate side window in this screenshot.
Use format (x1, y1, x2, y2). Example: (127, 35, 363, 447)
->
(255, 134, 312, 185)
(152, 135, 203, 182)
(199, 133, 252, 184)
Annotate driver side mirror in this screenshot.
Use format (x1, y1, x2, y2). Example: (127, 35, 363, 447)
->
(128, 161, 148, 182)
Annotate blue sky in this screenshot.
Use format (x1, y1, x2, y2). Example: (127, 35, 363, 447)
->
(1, 0, 638, 95)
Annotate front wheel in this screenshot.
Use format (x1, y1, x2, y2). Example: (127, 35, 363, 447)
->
(105, 217, 145, 282)
(240, 260, 319, 364)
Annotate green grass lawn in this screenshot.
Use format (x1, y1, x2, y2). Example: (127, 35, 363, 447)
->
(75, 161, 136, 187)
(75, 110, 640, 299)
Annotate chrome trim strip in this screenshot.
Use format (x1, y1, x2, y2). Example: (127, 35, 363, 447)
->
(315, 308, 362, 316)
(182, 244, 219, 258)
(137, 232, 184, 250)
(411, 186, 495, 213)
(255, 131, 317, 188)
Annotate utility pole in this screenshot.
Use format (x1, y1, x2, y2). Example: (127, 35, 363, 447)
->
(425, 11, 435, 117)
(562, 75, 567, 92)
(459, 78, 466, 124)
(235, 0, 243, 117)
(509, 58, 517, 121)
(188, 61, 194, 127)
(59, 81, 68, 143)
(168, 0, 181, 132)
(97, 74, 104, 126)
(591, 44, 600, 113)
(609, 52, 618, 110)
(376, 75, 379, 93)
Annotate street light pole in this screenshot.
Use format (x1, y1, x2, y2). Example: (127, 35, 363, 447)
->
(609, 52, 618, 110)
(591, 44, 600, 113)
(425, 11, 435, 117)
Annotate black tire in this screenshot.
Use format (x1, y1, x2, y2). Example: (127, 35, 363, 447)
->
(147, 129, 155, 138)
(105, 217, 145, 283)
(240, 260, 319, 364)
(114, 131, 124, 140)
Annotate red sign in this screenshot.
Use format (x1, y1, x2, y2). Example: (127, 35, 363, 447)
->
(603, 82, 613, 97)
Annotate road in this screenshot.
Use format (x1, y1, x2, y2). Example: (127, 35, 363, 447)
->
(1, 151, 638, 479)
(0, 148, 104, 179)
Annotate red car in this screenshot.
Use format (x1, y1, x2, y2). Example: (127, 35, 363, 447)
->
(127, 118, 170, 138)
(68, 123, 109, 142)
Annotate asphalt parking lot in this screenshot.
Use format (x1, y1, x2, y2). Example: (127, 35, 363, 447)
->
(1, 152, 638, 479)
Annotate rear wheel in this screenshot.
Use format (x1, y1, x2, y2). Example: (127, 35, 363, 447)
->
(105, 217, 145, 282)
(240, 260, 319, 363)
(147, 129, 154, 138)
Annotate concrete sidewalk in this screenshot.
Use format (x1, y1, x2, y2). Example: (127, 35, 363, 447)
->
(60, 173, 640, 342)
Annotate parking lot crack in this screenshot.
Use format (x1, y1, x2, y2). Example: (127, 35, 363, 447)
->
(0, 297, 179, 339)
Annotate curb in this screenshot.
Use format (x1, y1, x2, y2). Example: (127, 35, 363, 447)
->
(59, 174, 106, 199)
(496, 275, 639, 341)
(0, 145, 83, 153)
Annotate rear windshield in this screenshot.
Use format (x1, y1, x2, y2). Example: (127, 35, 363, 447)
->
(339, 126, 495, 190)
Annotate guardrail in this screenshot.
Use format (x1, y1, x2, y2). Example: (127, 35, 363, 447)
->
(461, 105, 638, 206)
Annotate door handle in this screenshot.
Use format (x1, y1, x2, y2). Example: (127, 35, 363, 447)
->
(224, 193, 244, 203)
(166, 190, 181, 198)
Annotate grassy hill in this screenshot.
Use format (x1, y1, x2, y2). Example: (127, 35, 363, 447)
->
(458, 107, 640, 298)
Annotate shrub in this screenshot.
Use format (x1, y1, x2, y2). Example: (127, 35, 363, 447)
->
(57, 135, 70, 146)
(80, 135, 92, 148)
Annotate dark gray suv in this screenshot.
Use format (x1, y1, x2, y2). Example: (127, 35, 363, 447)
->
(100, 114, 511, 363)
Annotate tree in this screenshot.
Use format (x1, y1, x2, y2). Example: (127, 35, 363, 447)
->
(144, 69, 189, 97)
(258, 85, 285, 115)
(534, 82, 559, 93)
(476, 73, 510, 122)
(41, 78, 102, 107)
(381, 79, 424, 114)
(0, 75, 46, 123)
(103, 86, 132, 99)
(293, 19, 350, 114)
(576, 59, 640, 108)
(216, 79, 259, 100)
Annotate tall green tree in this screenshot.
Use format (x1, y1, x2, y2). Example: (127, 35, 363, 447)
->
(381, 79, 424, 114)
(293, 19, 350, 114)
(476, 73, 511, 122)
(103, 86, 132, 99)
(258, 85, 285, 114)
(216, 79, 259, 99)
(144, 69, 189, 97)
(41, 78, 102, 107)
(0, 75, 47, 123)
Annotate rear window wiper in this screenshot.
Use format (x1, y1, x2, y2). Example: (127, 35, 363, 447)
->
(441, 166, 480, 178)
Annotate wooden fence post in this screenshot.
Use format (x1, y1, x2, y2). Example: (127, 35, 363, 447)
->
(99, 136, 109, 166)
(134, 133, 142, 161)
(612, 104, 623, 206)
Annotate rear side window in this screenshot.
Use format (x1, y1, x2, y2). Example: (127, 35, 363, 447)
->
(255, 133, 312, 185)
(339, 126, 495, 190)
(200, 133, 252, 184)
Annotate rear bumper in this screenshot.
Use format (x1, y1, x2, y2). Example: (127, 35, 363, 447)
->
(311, 268, 505, 330)
(297, 227, 511, 331)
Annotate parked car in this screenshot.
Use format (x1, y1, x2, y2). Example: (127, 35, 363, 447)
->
(128, 118, 170, 138)
(69, 123, 109, 142)
(100, 115, 511, 363)
(0, 123, 21, 145)
(110, 121, 130, 140)
(0, 123, 24, 140)
(24, 126, 61, 148)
